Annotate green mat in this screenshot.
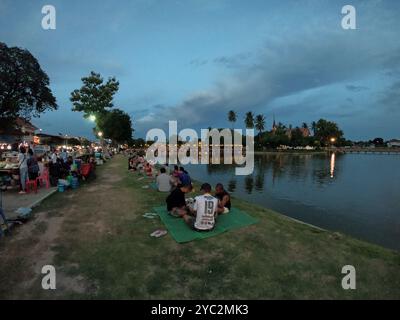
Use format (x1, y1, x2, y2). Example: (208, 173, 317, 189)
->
(153, 206, 258, 243)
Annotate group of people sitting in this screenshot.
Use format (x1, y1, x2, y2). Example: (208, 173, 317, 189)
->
(127, 154, 232, 232)
(166, 182, 231, 232)
(156, 165, 191, 192)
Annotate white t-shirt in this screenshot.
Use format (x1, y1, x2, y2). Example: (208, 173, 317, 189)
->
(51, 153, 57, 164)
(193, 194, 219, 230)
(156, 173, 172, 192)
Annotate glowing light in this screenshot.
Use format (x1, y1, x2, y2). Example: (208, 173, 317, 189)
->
(98, 132, 103, 137)
(330, 153, 336, 178)
(330, 137, 336, 143)
(89, 115, 96, 122)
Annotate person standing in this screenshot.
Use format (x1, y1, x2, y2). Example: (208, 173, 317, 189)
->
(18, 146, 28, 194)
(27, 149, 40, 181)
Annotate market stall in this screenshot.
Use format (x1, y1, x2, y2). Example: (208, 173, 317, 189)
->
(0, 151, 20, 191)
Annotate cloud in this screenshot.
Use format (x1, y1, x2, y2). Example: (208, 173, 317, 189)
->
(213, 52, 253, 69)
(136, 26, 400, 135)
(378, 80, 400, 113)
(346, 85, 369, 92)
(190, 59, 208, 67)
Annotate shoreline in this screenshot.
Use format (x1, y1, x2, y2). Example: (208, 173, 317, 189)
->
(253, 150, 328, 155)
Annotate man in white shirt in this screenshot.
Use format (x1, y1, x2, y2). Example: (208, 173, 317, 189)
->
(182, 183, 218, 231)
(51, 150, 58, 164)
(156, 167, 173, 192)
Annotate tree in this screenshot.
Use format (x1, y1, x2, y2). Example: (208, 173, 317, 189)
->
(372, 137, 384, 146)
(0, 42, 57, 128)
(291, 127, 305, 146)
(228, 110, 237, 129)
(255, 114, 266, 144)
(302, 122, 308, 129)
(255, 114, 266, 133)
(311, 121, 317, 136)
(97, 109, 133, 144)
(70, 71, 119, 119)
(314, 119, 344, 146)
(244, 112, 254, 129)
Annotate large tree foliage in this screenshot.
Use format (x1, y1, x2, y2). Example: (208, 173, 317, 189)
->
(70, 71, 119, 118)
(314, 119, 344, 146)
(0, 42, 57, 128)
(97, 109, 133, 144)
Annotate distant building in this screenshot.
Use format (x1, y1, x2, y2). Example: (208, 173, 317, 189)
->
(387, 139, 400, 148)
(0, 117, 38, 148)
(299, 127, 311, 137)
(270, 116, 310, 138)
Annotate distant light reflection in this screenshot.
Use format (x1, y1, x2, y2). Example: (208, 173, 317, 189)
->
(330, 153, 336, 178)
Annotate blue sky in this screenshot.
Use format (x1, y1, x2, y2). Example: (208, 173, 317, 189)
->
(1, 0, 399, 140)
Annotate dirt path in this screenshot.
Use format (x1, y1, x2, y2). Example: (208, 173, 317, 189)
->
(0, 156, 134, 299)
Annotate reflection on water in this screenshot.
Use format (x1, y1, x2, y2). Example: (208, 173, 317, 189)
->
(186, 153, 400, 251)
(330, 153, 335, 178)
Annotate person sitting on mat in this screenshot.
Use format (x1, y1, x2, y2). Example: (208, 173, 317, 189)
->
(144, 163, 153, 176)
(215, 183, 232, 214)
(156, 167, 173, 192)
(178, 166, 191, 186)
(166, 183, 193, 217)
(181, 183, 219, 232)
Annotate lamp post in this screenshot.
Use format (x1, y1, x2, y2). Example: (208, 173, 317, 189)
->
(97, 131, 104, 153)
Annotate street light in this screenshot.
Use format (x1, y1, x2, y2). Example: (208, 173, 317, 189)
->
(330, 137, 336, 143)
(98, 131, 103, 138)
(89, 115, 96, 122)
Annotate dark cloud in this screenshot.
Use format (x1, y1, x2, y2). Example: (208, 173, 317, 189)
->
(346, 85, 369, 92)
(137, 27, 400, 135)
(378, 80, 400, 114)
(190, 59, 208, 67)
(213, 52, 253, 69)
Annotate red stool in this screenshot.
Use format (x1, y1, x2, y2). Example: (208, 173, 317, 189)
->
(36, 169, 50, 189)
(26, 179, 38, 193)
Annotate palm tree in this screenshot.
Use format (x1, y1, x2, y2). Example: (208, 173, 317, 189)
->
(228, 110, 237, 129)
(244, 112, 254, 129)
(311, 121, 317, 136)
(255, 114, 266, 131)
(255, 114, 266, 144)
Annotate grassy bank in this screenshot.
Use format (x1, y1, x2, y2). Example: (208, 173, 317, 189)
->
(0, 155, 399, 299)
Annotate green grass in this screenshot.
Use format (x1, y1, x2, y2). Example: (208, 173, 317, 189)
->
(0, 155, 399, 299)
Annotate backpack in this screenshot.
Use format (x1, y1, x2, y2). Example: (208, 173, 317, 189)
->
(27, 157, 39, 174)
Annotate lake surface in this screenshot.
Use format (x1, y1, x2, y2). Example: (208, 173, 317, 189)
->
(186, 153, 400, 251)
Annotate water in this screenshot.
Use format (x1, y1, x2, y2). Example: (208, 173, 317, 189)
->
(185, 153, 400, 251)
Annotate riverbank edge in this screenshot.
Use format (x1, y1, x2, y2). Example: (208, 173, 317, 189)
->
(188, 178, 398, 254)
(253, 150, 328, 155)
